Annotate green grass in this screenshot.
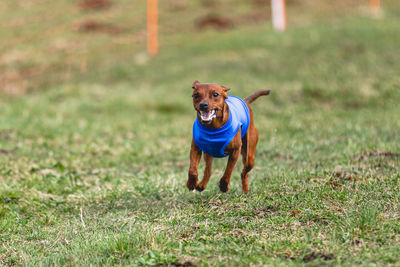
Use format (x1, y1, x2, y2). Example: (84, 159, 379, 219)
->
(1, 0, 400, 266)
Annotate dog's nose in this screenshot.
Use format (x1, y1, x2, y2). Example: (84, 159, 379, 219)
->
(199, 102, 209, 110)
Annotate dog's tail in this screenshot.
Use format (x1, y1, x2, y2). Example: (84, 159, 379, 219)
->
(244, 90, 271, 104)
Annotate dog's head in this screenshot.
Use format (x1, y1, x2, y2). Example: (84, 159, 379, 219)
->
(192, 80, 230, 125)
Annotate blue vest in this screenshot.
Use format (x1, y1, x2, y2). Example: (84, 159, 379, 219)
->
(193, 95, 250, 158)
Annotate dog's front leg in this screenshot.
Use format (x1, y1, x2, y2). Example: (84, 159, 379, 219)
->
(219, 147, 241, 193)
(196, 153, 213, 192)
(187, 139, 202, 191)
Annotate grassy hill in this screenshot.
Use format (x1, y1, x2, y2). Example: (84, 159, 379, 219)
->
(0, 0, 400, 266)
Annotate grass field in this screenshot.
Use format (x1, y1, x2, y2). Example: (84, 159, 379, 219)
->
(1, 0, 400, 266)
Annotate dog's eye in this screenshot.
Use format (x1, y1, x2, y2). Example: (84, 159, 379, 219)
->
(193, 93, 200, 99)
(213, 93, 219, 97)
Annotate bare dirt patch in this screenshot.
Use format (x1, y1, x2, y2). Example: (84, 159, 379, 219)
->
(1, 196, 19, 204)
(202, 199, 222, 207)
(0, 149, 14, 155)
(356, 150, 400, 162)
(308, 218, 329, 226)
(251, 205, 280, 217)
(77, 20, 124, 35)
(78, 0, 112, 10)
(257, 151, 293, 161)
(291, 209, 303, 215)
(154, 261, 195, 267)
(285, 251, 335, 262)
(302, 251, 335, 262)
(0, 129, 15, 141)
(326, 181, 343, 187)
(329, 168, 360, 180)
(195, 15, 233, 31)
(201, 0, 219, 8)
(195, 11, 270, 31)
(273, 152, 293, 160)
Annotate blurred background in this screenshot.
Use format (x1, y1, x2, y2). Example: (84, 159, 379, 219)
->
(1, 0, 399, 95)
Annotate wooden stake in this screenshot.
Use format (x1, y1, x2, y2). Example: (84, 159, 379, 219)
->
(271, 0, 286, 32)
(147, 0, 158, 56)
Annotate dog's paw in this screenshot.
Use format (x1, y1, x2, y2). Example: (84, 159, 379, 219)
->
(196, 184, 205, 192)
(242, 184, 249, 194)
(219, 179, 229, 193)
(186, 180, 197, 191)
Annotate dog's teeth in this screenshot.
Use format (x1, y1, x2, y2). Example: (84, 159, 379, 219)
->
(200, 110, 216, 122)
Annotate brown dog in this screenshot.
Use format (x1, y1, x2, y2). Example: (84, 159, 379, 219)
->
(187, 81, 270, 193)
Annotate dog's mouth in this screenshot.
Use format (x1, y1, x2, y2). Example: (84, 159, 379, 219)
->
(198, 109, 217, 122)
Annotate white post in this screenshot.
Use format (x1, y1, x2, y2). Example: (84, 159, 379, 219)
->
(271, 0, 286, 32)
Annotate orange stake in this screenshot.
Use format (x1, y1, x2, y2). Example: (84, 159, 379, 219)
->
(370, 0, 380, 13)
(147, 0, 158, 56)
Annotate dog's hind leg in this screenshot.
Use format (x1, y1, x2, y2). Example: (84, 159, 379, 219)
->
(219, 147, 241, 193)
(196, 153, 213, 192)
(240, 122, 258, 194)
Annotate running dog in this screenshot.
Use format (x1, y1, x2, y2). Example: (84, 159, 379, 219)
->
(187, 80, 270, 193)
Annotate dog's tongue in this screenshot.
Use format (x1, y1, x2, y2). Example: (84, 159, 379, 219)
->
(200, 110, 215, 121)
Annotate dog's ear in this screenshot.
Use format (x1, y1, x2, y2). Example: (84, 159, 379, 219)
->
(220, 85, 230, 99)
(222, 85, 230, 92)
(192, 80, 200, 89)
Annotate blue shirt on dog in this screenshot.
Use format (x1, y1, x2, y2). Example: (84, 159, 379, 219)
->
(193, 95, 250, 158)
